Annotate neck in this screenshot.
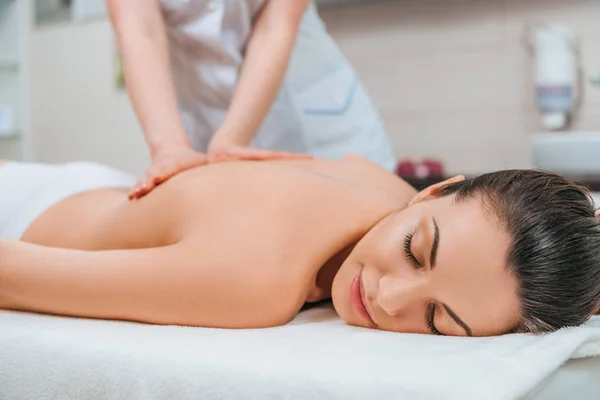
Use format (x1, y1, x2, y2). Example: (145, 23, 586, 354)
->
(310, 243, 357, 302)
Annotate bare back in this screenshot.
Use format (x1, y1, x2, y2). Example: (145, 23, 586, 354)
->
(10, 157, 416, 327)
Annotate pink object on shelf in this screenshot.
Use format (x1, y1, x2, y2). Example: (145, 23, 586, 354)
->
(420, 159, 445, 177)
(396, 160, 416, 177)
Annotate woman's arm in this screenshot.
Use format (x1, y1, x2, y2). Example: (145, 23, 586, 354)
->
(109, 0, 309, 199)
(208, 0, 311, 149)
(108, 0, 211, 199)
(0, 240, 298, 328)
(107, 0, 189, 157)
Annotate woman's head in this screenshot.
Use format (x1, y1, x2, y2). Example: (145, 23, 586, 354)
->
(331, 169, 600, 336)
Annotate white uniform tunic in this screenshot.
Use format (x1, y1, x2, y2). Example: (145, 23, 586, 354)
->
(160, 0, 396, 170)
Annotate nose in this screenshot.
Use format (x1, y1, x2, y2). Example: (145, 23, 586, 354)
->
(377, 273, 428, 316)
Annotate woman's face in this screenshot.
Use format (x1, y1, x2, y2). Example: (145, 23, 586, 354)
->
(331, 187, 521, 337)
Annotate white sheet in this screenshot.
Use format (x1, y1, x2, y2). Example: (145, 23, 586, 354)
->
(1, 305, 600, 400)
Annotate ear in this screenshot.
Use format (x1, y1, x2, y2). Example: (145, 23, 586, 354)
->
(408, 175, 465, 207)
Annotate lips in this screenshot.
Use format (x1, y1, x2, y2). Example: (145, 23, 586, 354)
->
(350, 268, 375, 325)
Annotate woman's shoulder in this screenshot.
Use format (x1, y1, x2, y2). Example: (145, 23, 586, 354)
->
(338, 155, 417, 199)
(261, 155, 416, 201)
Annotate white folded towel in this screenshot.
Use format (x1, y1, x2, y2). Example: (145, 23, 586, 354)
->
(1, 305, 599, 400)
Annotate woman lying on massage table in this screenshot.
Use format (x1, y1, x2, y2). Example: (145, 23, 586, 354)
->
(0, 156, 599, 337)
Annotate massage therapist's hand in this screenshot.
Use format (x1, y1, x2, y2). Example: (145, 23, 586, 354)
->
(206, 134, 311, 164)
(129, 145, 207, 200)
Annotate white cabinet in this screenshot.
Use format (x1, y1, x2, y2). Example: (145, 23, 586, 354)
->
(0, 0, 29, 160)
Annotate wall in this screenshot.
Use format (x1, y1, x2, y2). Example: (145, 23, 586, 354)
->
(319, 0, 600, 174)
(28, 16, 148, 176)
(0, 0, 28, 160)
(27, 0, 600, 176)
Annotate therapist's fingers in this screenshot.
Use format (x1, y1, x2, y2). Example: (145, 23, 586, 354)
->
(130, 151, 207, 200)
(129, 178, 157, 200)
(129, 169, 175, 200)
(242, 149, 312, 160)
(209, 148, 311, 163)
(129, 176, 165, 200)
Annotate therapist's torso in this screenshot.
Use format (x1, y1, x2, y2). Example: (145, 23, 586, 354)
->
(160, 0, 396, 170)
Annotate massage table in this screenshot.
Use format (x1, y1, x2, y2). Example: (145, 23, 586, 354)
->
(1, 303, 599, 400)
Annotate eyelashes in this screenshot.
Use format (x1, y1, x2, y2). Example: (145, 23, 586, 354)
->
(405, 232, 442, 336)
(427, 304, 442, 335)
(403, 232, 422, 269)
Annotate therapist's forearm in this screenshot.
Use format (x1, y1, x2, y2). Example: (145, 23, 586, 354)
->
(215, 24, 299, 146)
(109, 0, 189, 157)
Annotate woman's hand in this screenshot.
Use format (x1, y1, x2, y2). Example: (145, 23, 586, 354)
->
(129, 146, 207, 200)
(207, 137, 311, 164)
(130, 137, 311, 200)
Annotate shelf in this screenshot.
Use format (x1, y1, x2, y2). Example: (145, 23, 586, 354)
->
(0, 131, 20, 140)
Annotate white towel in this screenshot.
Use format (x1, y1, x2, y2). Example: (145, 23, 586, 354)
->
(1, 305, 600, 400)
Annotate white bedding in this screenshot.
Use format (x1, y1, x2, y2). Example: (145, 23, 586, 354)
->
(1, 305, 600, 400)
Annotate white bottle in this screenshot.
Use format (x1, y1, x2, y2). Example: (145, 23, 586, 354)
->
(533, 25, 578, 131)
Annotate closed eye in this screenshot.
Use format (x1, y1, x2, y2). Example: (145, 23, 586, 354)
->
(427, 304, 442, 335)
(404, 232, 422, 269)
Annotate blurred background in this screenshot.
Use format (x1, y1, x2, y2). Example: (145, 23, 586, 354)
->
(1, 0, 599, 182)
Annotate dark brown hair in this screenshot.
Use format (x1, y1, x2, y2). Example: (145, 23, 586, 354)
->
(438, 169, 600, 333)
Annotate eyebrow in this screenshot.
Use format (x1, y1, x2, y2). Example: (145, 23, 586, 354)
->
(429, 217, 473, 337)
(442, 303, 473, 337)
(430, 217, 440, 269)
